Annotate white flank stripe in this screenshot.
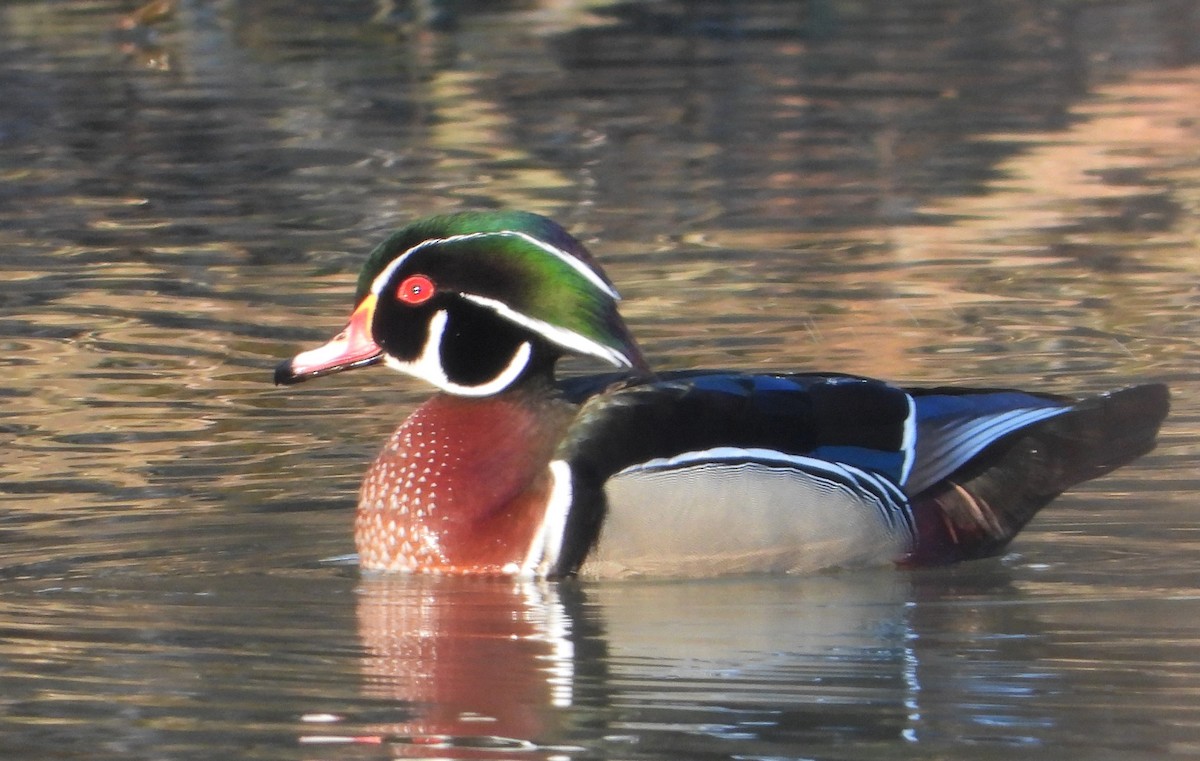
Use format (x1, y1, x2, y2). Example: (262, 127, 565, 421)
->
(523, 460, 573, 577)
(618, 446, 829, 474)
(900, 393, 917, 485)
(616, 446, 913, 537)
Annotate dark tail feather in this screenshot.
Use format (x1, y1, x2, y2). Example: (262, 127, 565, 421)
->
(905, 383, 1169, 565)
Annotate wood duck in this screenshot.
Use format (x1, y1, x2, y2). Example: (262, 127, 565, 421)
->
(275, 211, 1169, 578)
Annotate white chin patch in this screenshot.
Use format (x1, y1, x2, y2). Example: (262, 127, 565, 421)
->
(384, 309, 533, 397)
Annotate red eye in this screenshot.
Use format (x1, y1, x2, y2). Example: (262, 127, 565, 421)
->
(397, 274, 435, 305)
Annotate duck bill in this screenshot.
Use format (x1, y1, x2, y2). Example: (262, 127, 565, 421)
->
(274, 294, 383, 385)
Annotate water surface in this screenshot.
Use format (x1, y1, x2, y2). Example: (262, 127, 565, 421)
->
(1, 2, 1197, 759)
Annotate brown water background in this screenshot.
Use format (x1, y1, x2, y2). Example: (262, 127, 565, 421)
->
(1, 2, 1198, 759)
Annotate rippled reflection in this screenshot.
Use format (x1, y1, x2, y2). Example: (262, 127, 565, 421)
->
(322, 573, 920, 758)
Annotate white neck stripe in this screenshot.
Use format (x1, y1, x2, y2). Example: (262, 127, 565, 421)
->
(383, 309, 533, 396)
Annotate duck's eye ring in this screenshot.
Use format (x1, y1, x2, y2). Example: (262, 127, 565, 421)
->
(397, 274, 436, 305)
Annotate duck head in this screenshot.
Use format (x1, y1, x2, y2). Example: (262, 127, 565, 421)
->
(274, 211, 649, 395)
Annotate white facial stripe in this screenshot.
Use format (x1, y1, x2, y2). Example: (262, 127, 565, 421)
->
(382, 309, 533, 396)
(506, 230, 620, 299)
(369, 230, 620, 300)
(459, 292, 632, 368)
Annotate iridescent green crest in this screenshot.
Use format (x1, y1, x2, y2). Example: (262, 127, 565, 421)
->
(357, 211, 647, 370)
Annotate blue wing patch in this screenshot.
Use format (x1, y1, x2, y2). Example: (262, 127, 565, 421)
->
(810, 445, 907, 484)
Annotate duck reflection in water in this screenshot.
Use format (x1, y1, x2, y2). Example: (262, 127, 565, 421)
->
(331, 573, 938, 756)
(346, 577, 582, 756)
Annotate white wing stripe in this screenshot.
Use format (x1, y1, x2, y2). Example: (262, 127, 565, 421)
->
(906, 405, 1070, 494)
(921, 407, 1068, 466)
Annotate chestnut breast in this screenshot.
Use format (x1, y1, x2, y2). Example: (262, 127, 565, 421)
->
(356, 392, 575, 573)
